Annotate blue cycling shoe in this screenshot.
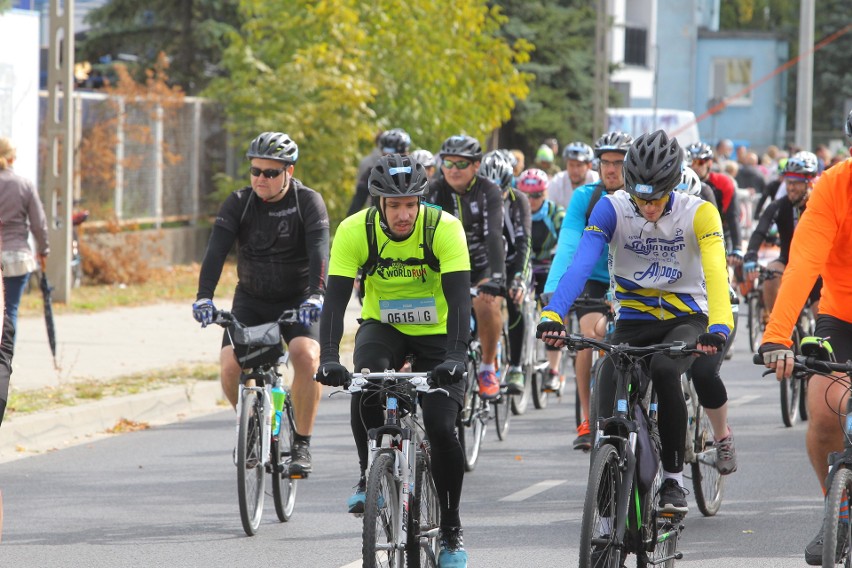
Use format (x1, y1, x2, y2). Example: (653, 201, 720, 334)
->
(438, 526, 468, 568)
(347, 476, 366, 514)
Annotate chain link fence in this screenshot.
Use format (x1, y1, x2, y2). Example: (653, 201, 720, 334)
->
(39, 91, 228, 227)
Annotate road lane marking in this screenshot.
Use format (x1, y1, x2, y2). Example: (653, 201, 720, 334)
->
(499, 479, 566, 502)
(340, 561, 361, 568)
(728, 395, 761, 407)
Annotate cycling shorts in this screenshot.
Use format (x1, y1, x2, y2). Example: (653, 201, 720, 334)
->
(814, 315, 852, 364)
(574, 280, 610, 319)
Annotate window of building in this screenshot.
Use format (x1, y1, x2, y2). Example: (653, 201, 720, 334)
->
(710, 58, 752, 106)
(624, 27, 648, 67)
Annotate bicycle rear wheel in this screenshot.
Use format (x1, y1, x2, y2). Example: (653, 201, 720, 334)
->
(363, 452, 401, 568)
(748, 294, 763, 353)
(510, 377, 530, 415)
(272, 399, 298, 522)
(237, 390, 266, 536)
(823, 467, 852, 567)
(407, 445, 440, 568)
(690, 403, 724, 517)
(457, 358, 484, 472)
(579, 444, 623, 567)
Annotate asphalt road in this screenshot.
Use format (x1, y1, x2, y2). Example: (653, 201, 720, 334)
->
(0, 329, 827, 567)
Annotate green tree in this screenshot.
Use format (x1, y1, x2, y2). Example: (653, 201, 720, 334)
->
(493, 0, 597, 160)
(207, 0, 532, 223)
(0, 0, 12, 13)
(78, 0, 241, 94)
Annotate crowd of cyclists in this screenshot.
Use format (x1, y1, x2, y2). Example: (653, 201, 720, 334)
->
(192, 109, 852, 567)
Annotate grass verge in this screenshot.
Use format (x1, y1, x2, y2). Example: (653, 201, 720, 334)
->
(6, 363, 221, 417)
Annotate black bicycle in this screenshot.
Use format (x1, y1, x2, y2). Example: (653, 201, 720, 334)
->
(544, 333, 702, 567)
(754, 340, 852, 567)
(213, 309, 301, 536)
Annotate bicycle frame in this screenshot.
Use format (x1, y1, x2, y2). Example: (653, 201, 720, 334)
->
(349, 371, 446, 565)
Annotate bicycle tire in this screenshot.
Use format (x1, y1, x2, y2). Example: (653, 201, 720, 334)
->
(800, 377, 810, 421)
(271, 399, 298, 522)
(579, 444, 623, 567)
(510, 377, 531, 415)
(494, 395, 511, 441)
(781, 326, 803, 427)
(823, 467, 852, 567)
(237, 390, 265, 536)
(531, 370, 548, 410)
(407, 446, 440, 568)
(363, 452, 401, 568)
(458, 358, 484, 472)
(690, 403, 724, 517)
(748, 294, 763, 354)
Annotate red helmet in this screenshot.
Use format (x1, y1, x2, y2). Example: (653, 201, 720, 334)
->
(516, 168, 549, 194)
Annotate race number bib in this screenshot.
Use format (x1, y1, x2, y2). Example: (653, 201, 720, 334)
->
(379, 298, 437, 325)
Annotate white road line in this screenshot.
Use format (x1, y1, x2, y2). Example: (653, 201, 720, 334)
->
(340, 561, 361, 568)
(728, 394, 761, 407)
(499, 479, 566, 502)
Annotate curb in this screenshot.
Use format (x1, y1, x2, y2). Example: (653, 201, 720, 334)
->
(0, 381, 225, 463)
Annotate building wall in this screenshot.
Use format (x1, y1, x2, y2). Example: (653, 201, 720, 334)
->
(694, 35, 788, 150)
(654, 0, 698, 110)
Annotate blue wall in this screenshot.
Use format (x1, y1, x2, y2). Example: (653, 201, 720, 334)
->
(694, 34, 788, 150)
(655, 0, 699, 111)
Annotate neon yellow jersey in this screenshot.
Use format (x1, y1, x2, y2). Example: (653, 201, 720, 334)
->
(329, 205, 470, 335)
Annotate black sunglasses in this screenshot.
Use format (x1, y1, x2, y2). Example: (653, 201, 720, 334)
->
(250, 166, 286, 179)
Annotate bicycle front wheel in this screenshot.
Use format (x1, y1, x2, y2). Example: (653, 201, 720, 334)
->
(458, 359, 484, 472)
(579, 444, 623, 567)
(272, 400, 298, 522)
(237, 390, 266, 536)
(823, 467, 852, 567)
(363, 452, 401, 568)
(690, 403, 724, 517)
(407, 445, 440, 568)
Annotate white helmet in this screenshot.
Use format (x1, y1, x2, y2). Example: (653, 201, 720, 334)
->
(675, 166, 702, 197)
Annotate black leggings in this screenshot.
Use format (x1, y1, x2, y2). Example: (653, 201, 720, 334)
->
(507, 295, 523, 366)
(0, 314, 15, 428)
(351, 320, 465, 527)
(597, 315, 707, 473)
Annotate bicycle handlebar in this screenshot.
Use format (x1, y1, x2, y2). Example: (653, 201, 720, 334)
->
(540, 333, 701, 358)
(346, 370, 449, 397)
(752, 353, 852, 376)
(211, 308, 300, 328)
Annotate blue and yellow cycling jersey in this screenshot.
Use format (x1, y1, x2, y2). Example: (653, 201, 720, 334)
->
(544, 190, 733, 336)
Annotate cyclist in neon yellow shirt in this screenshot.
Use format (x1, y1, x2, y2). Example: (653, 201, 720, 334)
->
(317, 154, 471, 568)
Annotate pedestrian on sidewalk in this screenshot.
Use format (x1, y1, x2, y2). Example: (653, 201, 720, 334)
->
(0, 137, 50, 341)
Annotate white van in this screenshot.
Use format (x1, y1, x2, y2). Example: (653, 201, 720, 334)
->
(606, 108, 701, 147)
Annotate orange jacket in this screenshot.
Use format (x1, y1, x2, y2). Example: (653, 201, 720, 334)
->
(764, 158, 852, 347)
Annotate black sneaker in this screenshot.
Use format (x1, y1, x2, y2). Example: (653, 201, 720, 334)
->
(289, 440, 312, 475)
(805, 522, 850, 566)
(657, 479, 689, 515)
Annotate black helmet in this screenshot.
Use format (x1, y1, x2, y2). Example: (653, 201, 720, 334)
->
(378, 128, 411, 154)
(479, 151, 514, 190)
(623, 130, 683, 201)
(846, 109, 852, 139)
(368, 154, 428, 198)
(784, 151, 818, 178)
(593, 131, 633, 158)
(685, 142, 713, 161)
(246, 132, 298, 164)
(440, 134, 482, 161)
(563, 141, 594, 162)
